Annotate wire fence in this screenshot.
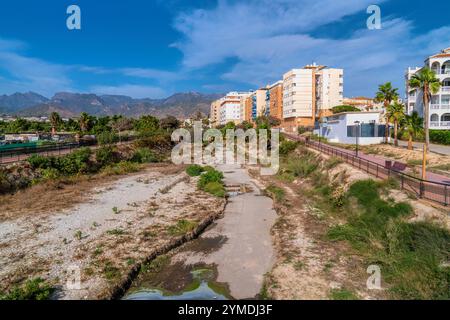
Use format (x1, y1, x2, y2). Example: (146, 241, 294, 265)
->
(287, 135, 449, 207)
(0, 136, 136, 165)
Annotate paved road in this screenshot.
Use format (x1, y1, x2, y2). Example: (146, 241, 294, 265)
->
(396, 140, 450, 156)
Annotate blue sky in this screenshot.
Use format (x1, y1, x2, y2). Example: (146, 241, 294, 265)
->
(0, 0, 449, 99)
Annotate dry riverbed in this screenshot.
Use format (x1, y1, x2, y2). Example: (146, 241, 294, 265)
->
(0, 164, 226, 299)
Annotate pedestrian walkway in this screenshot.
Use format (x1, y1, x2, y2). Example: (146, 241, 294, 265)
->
(285, 133, 450, 185)
(396, 140, 450, 156)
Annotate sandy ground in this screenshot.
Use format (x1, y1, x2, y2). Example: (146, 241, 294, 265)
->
(169, 164, 277, 299)
(0, 165, 225, 299)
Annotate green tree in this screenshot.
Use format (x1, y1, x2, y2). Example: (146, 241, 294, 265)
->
(403, 111, 424, 150)
(331, 105, 360, 114)
(386, 102, 406, 147)
(409, 67, 442, 150)
(49, 112, 62, 136)
(375, 82, 399, 144)
(78, 112, 91, 133)
(135, 115, 160, 135)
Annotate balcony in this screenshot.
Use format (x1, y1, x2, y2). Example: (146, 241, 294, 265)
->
(441, 87, 450, 92)
(430, 121, 450, 128)
(431, 104, 440, 110)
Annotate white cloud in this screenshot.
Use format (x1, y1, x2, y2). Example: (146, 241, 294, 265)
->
(91, 84, 167, 99)
(173, 0, 450, 96)
(0, 37, 73, 96)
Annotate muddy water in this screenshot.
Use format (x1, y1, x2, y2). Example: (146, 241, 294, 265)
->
(123, 164, 277, 300)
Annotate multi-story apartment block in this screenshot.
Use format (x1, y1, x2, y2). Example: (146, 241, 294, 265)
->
(244, 89, 269, 123)
(267, 81, 283, 121)
(282, 64, 343, 132)
(406, 48, 450, 129)
(209, 98, 223, 127)
(216, 92, 252, 126)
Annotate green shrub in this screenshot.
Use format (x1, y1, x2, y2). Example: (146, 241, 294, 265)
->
(134, 133, 172, 151)
(266, 185, 285, 202)
(97, 131, 119, 145)
(279, 140, 299, 156)
(131, 148, 159, 163)
(95, 146, 118, 167)
(430, 130, 450, 145)
(0, 278, 54, 300)
(27, 154, 51, 169)
(55, 148, 92, 175)
(285, 157, 318, 178)
(198, 169, 224, 189)
(186, 164, 205, 177)
(331, 105, 360, 114)
(101, 161, 140, 175)
(203, 181, 226, 197)
(167, 219, 198, 236)
(39, 168, 60, 180)
(329, 288, 359, 300)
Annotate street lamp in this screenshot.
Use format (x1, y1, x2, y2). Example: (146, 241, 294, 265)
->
(354, 121, 361, 157)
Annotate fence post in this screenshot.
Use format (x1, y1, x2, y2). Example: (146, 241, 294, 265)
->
(376, 165, 379, 178)
(445, 185, 448, 206)
(401, 175, 404, 190)
(419, 181, 424, 198)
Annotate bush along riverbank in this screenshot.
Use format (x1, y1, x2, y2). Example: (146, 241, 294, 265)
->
(0, 137, 170, 196)
(185, 165, 226, 198)
(253, 140, 450, 300)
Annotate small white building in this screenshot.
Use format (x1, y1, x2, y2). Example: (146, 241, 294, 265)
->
(315, 112, 386, 145)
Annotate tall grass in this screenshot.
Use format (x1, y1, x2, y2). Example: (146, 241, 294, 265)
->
(328, 179, 450, 299)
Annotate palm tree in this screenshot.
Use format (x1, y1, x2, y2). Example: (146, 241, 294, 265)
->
(404, 111, 424, 150)
(78, 112, 90, 133)
(49, 112, 61, 136)
(375, 82, 399, 144)
(409, 67, 441, 150)
(386, 102, 406, 147)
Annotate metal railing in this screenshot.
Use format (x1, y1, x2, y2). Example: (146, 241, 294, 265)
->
(0, 135, 137, 165)
(286, 134, 449, 206)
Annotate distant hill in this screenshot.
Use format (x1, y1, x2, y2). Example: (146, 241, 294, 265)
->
(0, 92, 49, 113)
(1, 91, 223, 119)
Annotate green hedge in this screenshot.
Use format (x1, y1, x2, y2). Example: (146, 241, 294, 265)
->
(430, 130, 450, 145)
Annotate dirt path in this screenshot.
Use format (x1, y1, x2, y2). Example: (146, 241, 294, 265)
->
(0, 165, 226, 299)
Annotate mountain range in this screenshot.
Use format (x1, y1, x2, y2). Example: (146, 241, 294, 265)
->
(0, 91, 223, 119)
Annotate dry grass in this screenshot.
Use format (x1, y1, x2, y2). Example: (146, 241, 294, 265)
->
(0, 163, 185, 221)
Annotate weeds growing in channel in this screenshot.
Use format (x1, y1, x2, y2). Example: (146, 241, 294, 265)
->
(167, 219, 198, 236)
(0, 278, 54, 300)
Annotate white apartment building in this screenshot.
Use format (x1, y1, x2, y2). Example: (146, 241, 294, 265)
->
(218, 92, 252, 126)
(282, 64, 343, 132)
(406, 48, 450, 130)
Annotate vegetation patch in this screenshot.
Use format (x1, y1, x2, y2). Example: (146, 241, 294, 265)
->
(327, 179, 450, 299)
(167, 219, 198, 236)
(265, 185, 285, 202)
(0, 278, 54, 300)
(329, 288, 359, 300)
(186, 164, 205, 177)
